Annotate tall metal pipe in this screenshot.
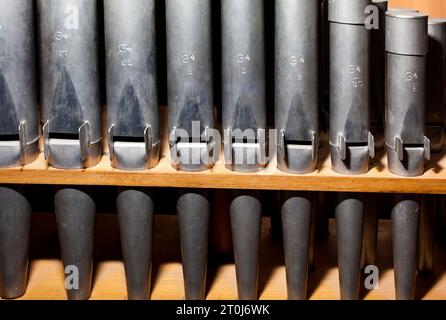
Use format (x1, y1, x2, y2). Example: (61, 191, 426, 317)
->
(426, 19, 446, 153)
(0, 187, 32, 299)
(37, 0, 102, 169)
(222, 0, 267, 173)
(280, 192, 313, 300)
(54, 188, 95, 300)
(385, 11, 429, 177)
(177, 190, 210, 300)
(116, 189, 154, 300)
(104, 0, 160, 171)
(329, 0, 374, 175)
(230, 191, 262, 300)
(391, 197, 419, 300)
(166, 0, 214, 300)
(0, 0, 39, 168)
(335, 194, 365, 300)
(275, 0, 319, 174)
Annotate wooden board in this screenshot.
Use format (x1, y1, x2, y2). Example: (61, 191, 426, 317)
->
(390, 0, 446, 17)
(5, 213, 446, 300)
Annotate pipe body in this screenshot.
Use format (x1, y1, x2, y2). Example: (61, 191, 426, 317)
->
(105, 0, 160, 171)
(166, 0, 215, 172)
(329, 0, 374, 175)
(385, 11, 429, 177)
(275, 0, 319, 174)
(0, 1, 39, 168)
(38, 0, 102, 169)
(222, 0, 267, 173)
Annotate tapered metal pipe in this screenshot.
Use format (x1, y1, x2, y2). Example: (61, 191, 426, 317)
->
(275, 0, 319, 174)
(370, 0, 388, 150)
(230, 191, 262, 300)
(166, 0, 215, 172)
(54, 188, 95, 300)
(385, 12, 429, 177)
(391, 197, 419, 300)
(280, 192, 313, 300)
(361, 194, 379, 268)
(329, 0, 374, 175)
(0, 187, 32, 299)
(117, 189, 154, 300)
(222, 0, 267, 173)
(177, 190, 210, 300)
(335, 194, 365, 300)
(104, 0, 160, 171)
(0, 0, 39, 168)
(37, 0, 102, 169)
(426, 19, 446, 153)
(418, 195, 436, 274)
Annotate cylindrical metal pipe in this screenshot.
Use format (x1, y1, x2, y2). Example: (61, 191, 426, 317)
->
(329, 0, 374, 175)
(0, 0, 39, 168)
(335, 194, 365, 300)
(222, 0, 267, 173)
(426, 19, 446, 153)
(230, 191, 262, 300)
(104, 0, 160, 171)
(275, 0, 319, 174)
(166, 0, 215, 172)
(37, 0, 102, 169)
(117, 189, 154, 300)
(177, 190, 210, 300)
(385, 11, 429, 177)
(391, 197, 419, 300)
(0, 187, 32, 299)
(54, 188, 95, 300)
(280, 192, 313, 300)
(370, 0, 388, 150)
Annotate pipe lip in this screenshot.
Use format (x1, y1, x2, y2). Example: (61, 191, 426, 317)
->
(429, 18, 446, 25)
(388, 8, 419, 13)
(386, 11, 427, 20)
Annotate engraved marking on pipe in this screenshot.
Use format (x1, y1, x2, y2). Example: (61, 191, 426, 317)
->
(182, 53, 196, 76)
(0, 70, 19, 134)
(348, 65, 364, 88)
(237, 54, 251, 75)
(64, 5, 80, 30)
(51, 66, 84, 134)
(119, 44, 133, 67)
(65, 265, 79, 290)
(115, 82, 145, 137)
(405, 72, 419, 93)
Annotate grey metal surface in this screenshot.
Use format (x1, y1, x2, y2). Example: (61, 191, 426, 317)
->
(335, 194, 365, 300)
(105, 0, 160, 171)
(222, 0, 267, 173)
(37, 0, 102, 169)
(370, 0, 388, 150)
(0, 187, 31, 299)
(275, 0, 319, 174)
(117, 189, 154, 300)
(230, 191, 262, 300)
(166, 0, 215, 172)
(328, 0, 371, 25)
(177, 190, 210, 300)
(329, 0, 374, 175)
(418, 195, 436, 274)
(385, 12, 429, 176)
(391, 197, 419, 300)
(426, 19, 446, 153)
(280, 192, 313, 300)
(0, 0, 39, 168)
(54, 188, 95, 300)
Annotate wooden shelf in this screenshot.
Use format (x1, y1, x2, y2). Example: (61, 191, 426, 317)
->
(6, 213, 446, 300)
(1, 106, 446, 194)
